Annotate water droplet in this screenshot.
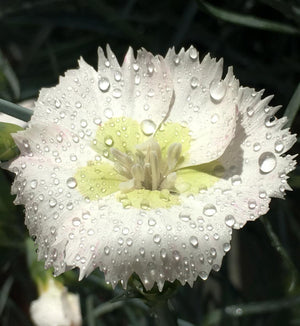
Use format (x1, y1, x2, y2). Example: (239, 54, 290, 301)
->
(213, 165, 225, 177)
(200, 271, 208, 280)
(148, 218, 156, 226)
(104, 246, 110, 255)
(259, 152, 277, 174)
(225, 215, 235, 227)
(173, 55, 180, 65)
(147, 62, 155, 75)
(80, 119, 87, 128)
(203, 204, 217, 217)
(189, 236, 198, 248)
(265, 116, 276, 128)
(135, 74, 141, 85)
(82, 211, 91, 219)
(132, 62, 139, 71)
(49, 198, 57, 208)
(179, 212, 190, 222)
(190, 77, 199, 89)
(104, 108, 113, 119)
(112, 88, 122, 98)
(55, 99, 61, 108)
(223, 243, 231, 252)
(246, 107, 254, 117)
(30, 179, 38, 189)
(259, 191, 267, 199)
(153, 234, 161, 244)
(274, 140, 284, 153)
(87, 229, 94, 236)
(253, 142, 261, 152)
(173, 250, 181, 261)
(209, 80, 226, 102)
(98, 77, 110, 92)
(189, 47, 198, 60)
(231, 175, 242, 186)
(104, 136, 114, 146)
(114, 71, 122, 81)
(160, 248, 167, 259)
(67, 177, 77, 189)
(248, 200, 257, 209)
(141, 119, 156, 135)
(211, 114, 219, 124)
(72, 217, 81, 227)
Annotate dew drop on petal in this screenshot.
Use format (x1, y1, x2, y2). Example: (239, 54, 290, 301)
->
(173, 55, 180, 65)
(112, 88, 122, 98)
(200, 271, 208, 280)
(209, 80, 226, 102)
(67, 177, 77, 189)
(153, 234, 161, 244)
(98, 77, 110, 92)
(30, 179, 38, 189)
(104, 136, 114, 146)
(49, 198, 57, 208)
(190, 77, 199, 89)
(248, 200, 257, 209)
(274, 140, 284, 153)
(189, 236, 198, 248)
(225, 215, 235, 227)
(259, 152, 277, 174)
(203, 204, 217, 217)
(211, 114, 219, 124)
(253, 142, 261, 152)
(104, 108, 113, 119)
(231, 175, 242, 186)
(141, 119, 156, 136)
(72, 217, 81, 227)
(160, 248, 167, 259)
(223, 243, 231, 252)
(104, 246, 110, 255)
(189, 47, 198, 60)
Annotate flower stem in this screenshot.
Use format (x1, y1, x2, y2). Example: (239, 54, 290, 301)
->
(0, 99, 33, 122)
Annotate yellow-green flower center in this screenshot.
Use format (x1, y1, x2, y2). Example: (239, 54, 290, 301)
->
(74, 117, 222, 209)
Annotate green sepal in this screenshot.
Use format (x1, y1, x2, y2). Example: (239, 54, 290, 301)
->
(0, 122, 23, 161)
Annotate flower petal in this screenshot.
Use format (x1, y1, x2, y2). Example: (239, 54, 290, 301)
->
(121, 47, 174, 126)
(199, 88, 297, 229)
(165, 46, 239, 166)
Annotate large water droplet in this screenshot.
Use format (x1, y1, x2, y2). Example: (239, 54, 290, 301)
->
(141, 119, 156, 135)
(30, 179, 38, 189)
(209, 80, 226, 102)
(225, 215, 235, 227)
(98, 77, 110, 92)
(67, 177, 77, 189)
(112, 88, 122, 98)
(259, 152, 277, 174)
(189, 47, 198, 60)
(203, 204, 217, 217)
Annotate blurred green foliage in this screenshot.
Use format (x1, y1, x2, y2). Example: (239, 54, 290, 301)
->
(0, 0, 299, 325)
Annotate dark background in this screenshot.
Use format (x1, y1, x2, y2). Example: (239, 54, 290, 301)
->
(0, 0, 299, 325)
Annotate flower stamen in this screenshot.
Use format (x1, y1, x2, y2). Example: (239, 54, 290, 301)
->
(111, 138, 182, 192)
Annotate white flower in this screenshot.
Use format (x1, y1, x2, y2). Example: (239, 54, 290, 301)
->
(5, 46, 296, 291)
(30, 279, 82, 326)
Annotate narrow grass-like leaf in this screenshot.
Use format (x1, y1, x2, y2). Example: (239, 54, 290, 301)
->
(0, 277, 13, 316)
(284, 83, 300, 128)
(196, 0, 300, 35)
(261, 216, 300, 293)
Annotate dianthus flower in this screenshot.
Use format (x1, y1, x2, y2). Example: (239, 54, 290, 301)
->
(5, 46, 296, 290)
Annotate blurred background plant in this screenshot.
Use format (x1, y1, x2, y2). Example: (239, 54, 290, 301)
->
(0, 0, 299, 325)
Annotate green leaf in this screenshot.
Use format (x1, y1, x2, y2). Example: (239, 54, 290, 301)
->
(196, 0, 300, 35)
(0, 122, 23, 161)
